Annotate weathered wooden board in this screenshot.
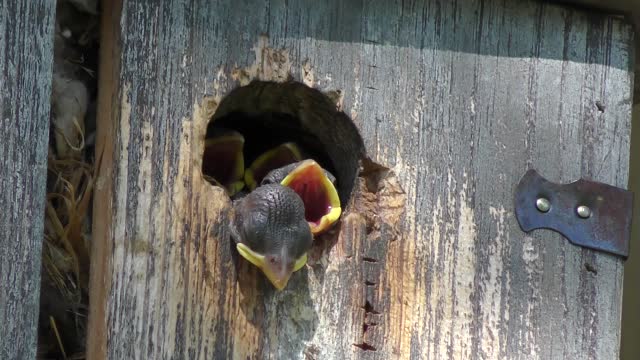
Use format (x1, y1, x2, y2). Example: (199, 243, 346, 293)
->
(87, 0, 634, 359)
(0, 1, 56, 359)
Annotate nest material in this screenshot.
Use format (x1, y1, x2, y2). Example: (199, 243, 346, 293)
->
(38, 1, 100, 359)
(39, 152, 94, 360)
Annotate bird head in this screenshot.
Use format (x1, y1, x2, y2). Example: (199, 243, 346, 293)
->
(230, 184, 312, 290)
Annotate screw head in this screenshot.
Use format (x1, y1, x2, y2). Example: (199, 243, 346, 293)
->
(576, 205, 591, 219)
(536, 198, 550, 212)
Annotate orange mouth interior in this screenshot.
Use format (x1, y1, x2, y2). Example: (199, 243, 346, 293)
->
(287, 167, 331, 224)
(281, 160, 341, 234)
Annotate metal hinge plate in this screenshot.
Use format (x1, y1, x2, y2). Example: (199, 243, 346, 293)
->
(514, 169, 633, 259)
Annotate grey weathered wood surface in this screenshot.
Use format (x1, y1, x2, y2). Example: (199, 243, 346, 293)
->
(87, 0, 634, 359)
(0, 1, 56, 359)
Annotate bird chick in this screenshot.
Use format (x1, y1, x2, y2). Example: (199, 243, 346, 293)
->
(229, 183, 312, 290)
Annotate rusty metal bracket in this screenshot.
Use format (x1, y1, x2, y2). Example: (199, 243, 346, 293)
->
(514, 169, 633, 258)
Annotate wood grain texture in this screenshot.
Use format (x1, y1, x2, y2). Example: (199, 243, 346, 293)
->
(87, 0, 634, 359)
(0, 1, 56, 358)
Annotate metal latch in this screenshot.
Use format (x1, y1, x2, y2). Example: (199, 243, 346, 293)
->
(514, 169, 633, 259)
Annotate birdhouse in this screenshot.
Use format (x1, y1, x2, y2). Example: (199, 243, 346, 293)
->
(1, 0, 638, 359)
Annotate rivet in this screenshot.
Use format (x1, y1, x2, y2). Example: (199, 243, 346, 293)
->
(536, 198, 550, 213)
(576, 205, 591, 219)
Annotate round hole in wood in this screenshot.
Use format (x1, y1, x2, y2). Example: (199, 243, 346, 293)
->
(202, 80, 365, 212)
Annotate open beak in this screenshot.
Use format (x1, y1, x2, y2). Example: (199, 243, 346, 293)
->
(202, 129, 245, 196)
(236, 243, 308, 291)
(244, 142, 302, 190)
(280, 160, 342, 234)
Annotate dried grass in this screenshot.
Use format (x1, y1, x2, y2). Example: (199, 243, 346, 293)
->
(39, 147, 95, 360)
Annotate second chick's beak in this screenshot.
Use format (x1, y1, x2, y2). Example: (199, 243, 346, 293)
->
(262, 160, 342, 234)
(230, 183, 312, 290)
(201, 128, 245, 196)
(244, 142, 302, 191)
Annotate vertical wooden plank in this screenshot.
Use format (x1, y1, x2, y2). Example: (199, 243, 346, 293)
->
(87, 0, 633, 359)
(86, 0, 121, 358)
(0, 0, 56, 358)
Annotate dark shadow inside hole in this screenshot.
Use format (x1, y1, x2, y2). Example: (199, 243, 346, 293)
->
(201, 80, 365, 209)
(206, 110, 337, 185)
